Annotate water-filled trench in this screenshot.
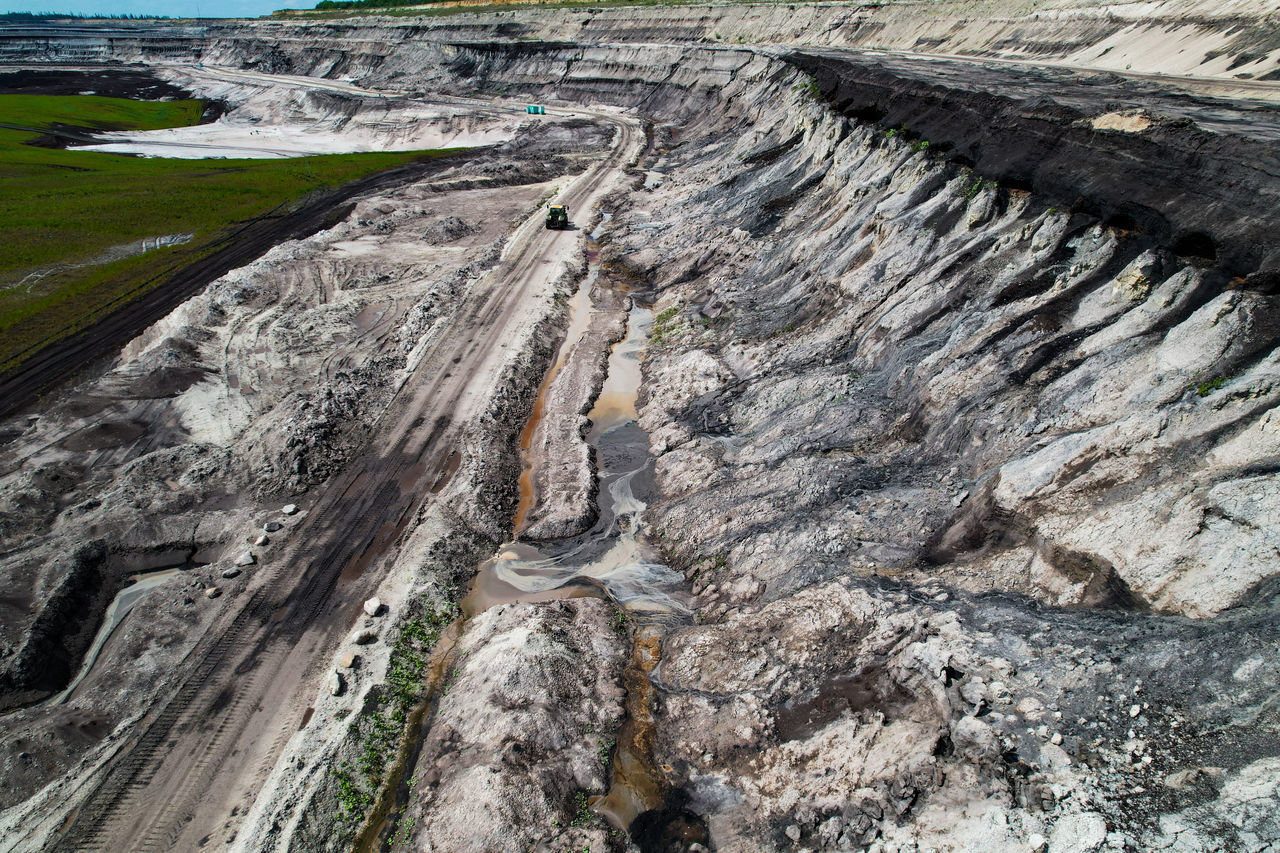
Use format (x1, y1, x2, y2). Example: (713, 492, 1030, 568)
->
(467, 216, 691, 833)
(369, 216, 694, 849)
(49, 566, 186, 706)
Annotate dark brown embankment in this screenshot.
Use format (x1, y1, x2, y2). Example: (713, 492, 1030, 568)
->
(789, 50, 1280, 285)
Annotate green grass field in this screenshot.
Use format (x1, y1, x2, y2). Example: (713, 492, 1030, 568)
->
(0, 94, 454, 374)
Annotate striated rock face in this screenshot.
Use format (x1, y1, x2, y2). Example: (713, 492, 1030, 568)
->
(5, 0, 1280, 83)
(617, 63, 1280, 620)
(396, 599, 627, 853)
(580, 43, 1280, 852)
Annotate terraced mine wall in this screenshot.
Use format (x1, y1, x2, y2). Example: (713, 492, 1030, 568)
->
(2, 11, 1279, 853)
(3, 0, 1280, 80)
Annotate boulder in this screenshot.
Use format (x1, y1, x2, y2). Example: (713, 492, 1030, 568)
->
(221, 567, 241, 579)
(282, 504, 298, 515)
(1049, 812, 1108, 853)
(330, 672, 344, 696)
(354, 630, 379, 645)
(338, 650, 359, 669)
(254, 535, 269, 547)
(363, 596, 383, 617)
(234, 552, 256, 567)
(205, 587, 222, 599)
(263, 521, 283, 533)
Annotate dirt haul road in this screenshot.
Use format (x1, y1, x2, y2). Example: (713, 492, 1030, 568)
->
(13, 76, 640, 853)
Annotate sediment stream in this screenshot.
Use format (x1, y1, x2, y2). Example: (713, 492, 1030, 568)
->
(378, 214, 690, 849)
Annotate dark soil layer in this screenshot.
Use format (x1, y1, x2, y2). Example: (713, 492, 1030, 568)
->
(0, 67, 188, 99)
(789, 50, 1280, 285)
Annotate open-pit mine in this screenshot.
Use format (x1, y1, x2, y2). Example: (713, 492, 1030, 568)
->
(0, 2, 1278, 851)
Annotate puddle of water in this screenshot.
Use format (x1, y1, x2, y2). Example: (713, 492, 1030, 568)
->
(354, 302, 389, 334)
(590, 212, 613, 242)
(50, 567, 184, 706)
(587, 303, 652, 447)
(429, 449, 461, 493)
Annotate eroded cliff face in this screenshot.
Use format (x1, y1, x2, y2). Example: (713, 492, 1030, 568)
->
(4, 0, 1280, 84)
(591, 53, 1280, 852)
(1, 9, 1278, 853)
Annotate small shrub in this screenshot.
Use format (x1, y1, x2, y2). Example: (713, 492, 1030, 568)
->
(570, 791, 596, 827)
(1196, 376, 1226, 397)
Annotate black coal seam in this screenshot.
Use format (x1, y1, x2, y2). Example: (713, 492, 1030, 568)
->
(784, 49, 1280, 279)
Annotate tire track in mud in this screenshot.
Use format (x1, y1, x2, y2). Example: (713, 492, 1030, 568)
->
(45, 107, 638, 853)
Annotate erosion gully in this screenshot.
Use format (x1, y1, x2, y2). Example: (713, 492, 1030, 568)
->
(360, 217, 693, 852)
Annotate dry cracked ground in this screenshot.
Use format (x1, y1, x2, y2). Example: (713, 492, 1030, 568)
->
(1, 2, 1279, 852)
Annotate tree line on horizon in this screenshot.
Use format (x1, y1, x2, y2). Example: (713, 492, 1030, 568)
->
(0, 11, 171, 20)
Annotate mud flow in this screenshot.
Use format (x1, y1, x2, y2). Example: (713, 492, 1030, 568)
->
(461, 220, 692, 840)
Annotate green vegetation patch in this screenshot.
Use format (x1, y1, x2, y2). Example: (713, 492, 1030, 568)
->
(1196, 375, 1227, 397)
(649, 301, 685, 346)
(0, 93, 458, 375)
(334, 602, 456, 831)
(0, 93, 204, 135)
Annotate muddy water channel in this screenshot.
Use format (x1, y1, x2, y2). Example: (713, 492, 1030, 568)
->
(472, 297, 685, 623)
(370, 220, 693, 850)
(471, 222, 691, 833)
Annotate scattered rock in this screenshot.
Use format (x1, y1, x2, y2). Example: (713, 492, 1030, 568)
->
(959, 678, 987, 706)
(254, 534, 269, 547)
(1029, 832, 1048, 853)
(263, 521, 282, 533)
(363, 597, 383, 617)
(785, 824, 801, 842)
(282, 503, 298, 515)
(234, 551, 256, 567)
(338, 650, 359, 669)
(354, 630, 378, 645)
(204, 587, 222, 599)
(329, 672, 344, 696)
(221, 567, 241, 579)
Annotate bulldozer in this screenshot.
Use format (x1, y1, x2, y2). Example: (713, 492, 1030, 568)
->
(545, 204, 569, 230)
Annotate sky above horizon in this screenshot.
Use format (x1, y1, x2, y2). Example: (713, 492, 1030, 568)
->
(0, 0, 314, 18)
